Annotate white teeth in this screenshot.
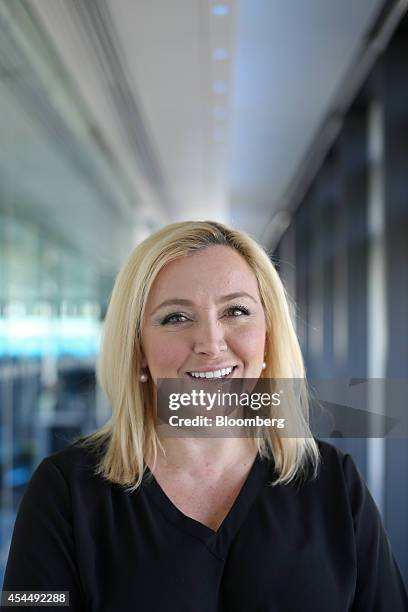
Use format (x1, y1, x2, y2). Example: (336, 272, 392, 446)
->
(189, 366, 233, 379)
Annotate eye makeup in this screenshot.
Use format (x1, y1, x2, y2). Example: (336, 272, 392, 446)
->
(159, 304, 251, 326)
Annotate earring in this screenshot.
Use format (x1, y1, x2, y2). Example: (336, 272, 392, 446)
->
(139, 370, 148, 383)
(262, 361, 266, 370)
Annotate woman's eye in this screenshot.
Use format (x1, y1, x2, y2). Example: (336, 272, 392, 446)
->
(226, 305, 250, 317)
(161, 313, 189, 325)
(161, 305, 250, 325)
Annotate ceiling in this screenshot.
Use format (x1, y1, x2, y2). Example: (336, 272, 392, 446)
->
(0, 0, 387, 272)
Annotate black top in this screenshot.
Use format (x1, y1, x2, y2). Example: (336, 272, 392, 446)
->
(3, 439, 407, 611)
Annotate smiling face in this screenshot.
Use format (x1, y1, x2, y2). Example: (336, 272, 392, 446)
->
(140, 245, 267, 383)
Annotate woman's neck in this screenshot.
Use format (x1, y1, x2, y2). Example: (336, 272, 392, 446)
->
(147, 436, 258, 479)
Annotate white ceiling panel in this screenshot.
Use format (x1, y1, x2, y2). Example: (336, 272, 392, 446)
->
(2, 0, 393, 261)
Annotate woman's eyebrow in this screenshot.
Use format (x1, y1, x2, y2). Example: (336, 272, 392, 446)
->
(151, 291, 258, 315)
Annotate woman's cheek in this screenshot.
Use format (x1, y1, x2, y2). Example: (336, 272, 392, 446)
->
(231, 323, 265, 357)
(152, 337, 188, 371)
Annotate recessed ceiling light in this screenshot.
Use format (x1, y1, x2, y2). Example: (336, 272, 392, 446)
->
(212, 48, 228, 61)
(212, 4, 229, 16)
(212, 80, 227, 94)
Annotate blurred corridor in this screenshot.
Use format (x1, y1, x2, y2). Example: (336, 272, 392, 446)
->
(0, 0, 407, 587)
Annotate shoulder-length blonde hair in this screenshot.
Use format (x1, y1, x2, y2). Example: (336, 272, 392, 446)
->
(77, 220, 320, 491)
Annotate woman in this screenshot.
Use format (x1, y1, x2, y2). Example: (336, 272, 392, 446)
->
(3, 220, 407, 611)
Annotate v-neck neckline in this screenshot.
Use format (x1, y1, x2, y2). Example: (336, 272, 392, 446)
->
(142, 453, 272, 560)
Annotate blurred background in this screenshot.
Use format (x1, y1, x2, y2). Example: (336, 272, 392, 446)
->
(0, 0, 407, 586)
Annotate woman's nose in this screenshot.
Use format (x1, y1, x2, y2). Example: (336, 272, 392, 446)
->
(192, 317, 227, 357)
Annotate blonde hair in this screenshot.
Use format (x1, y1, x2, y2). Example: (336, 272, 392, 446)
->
(77, 220, 320, 491)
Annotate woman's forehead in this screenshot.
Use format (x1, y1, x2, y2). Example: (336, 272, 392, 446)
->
(147, 246, 260, 304)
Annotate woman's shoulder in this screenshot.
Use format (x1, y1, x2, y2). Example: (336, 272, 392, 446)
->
(34, 438, 107, 490)
(284, 437, 364, 499)
(315, 437, 347, 466)
(314, 437, 356, 472)
(311, 438, 369, 504)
